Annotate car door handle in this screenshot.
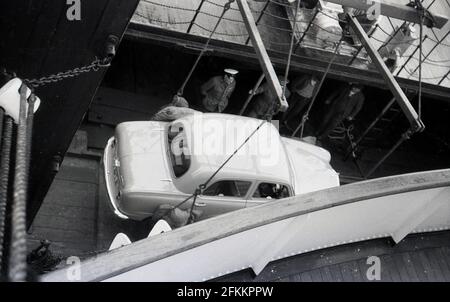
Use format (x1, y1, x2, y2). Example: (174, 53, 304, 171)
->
(195, 201, 207, 207)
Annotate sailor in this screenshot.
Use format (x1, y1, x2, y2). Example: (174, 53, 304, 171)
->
(151, 95, 200, 121)
(200, 68, 238, 113)
(282, 74, 319, 130)
(247, 76, 291, 120)
(316, 84, 365, 139)
(341, 6, 380, 47)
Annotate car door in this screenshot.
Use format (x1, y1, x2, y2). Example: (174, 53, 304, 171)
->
(195, 180, 252, 219)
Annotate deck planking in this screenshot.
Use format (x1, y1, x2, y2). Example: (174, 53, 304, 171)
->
(215, 231, 450, 282)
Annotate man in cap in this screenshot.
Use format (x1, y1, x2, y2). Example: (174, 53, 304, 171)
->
(248, 76, 291, 120)
(316, 84, 365, 140)
(200, 68, 238, 113)
(151, 95, 200, 122)
(282, 74, 319, 130)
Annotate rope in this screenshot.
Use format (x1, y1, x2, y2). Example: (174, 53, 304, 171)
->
(8, 84, 30, 282)
(0, 117, 13, 274)
(283, 0, 301, 97)
(204, 0, 241, 12)
(192, 22, 248, 36)
(403, 67, 450, 80)
(417, 5, 424, 119)
(292, 37, 344, 138)
(177, 0, 235, 97)
(169, 119, 267, 221)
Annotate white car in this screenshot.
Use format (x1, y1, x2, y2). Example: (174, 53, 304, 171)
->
(103, 113, 339, 220)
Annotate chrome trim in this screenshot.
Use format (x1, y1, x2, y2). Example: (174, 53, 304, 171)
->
(104, 137, 129, 220)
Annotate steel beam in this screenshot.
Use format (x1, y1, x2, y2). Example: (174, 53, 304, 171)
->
(325, 0, 448, 28)
(347, 13, 424, 133)
(236, 0, 288, 112)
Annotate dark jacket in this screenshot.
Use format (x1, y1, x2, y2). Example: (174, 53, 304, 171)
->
(290, 75, 316, 99)
(326, 86, 365, 119)
(200, 76, 236, 112)
(253, 82, 291, 116)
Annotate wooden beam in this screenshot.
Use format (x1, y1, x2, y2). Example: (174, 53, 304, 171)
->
(236, 0, 288, 112)
(125, 24, 450, 101)
(347, 13, 424, 132)
(126, 24, 450, 101)
(325, 0, 448, 29)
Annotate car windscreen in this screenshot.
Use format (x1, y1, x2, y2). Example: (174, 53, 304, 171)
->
(168, 123, 191, 178)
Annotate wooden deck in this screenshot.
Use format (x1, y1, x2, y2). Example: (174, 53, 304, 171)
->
(215, 230, 450, 282)
(27, 147, 152, 259)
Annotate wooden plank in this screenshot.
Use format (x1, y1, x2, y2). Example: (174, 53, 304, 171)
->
(418, 250, 442, 281)
(328, 264, 344, 282)
(236, 0, 288, 112)
(434, 248, 450, 282)
(347, 13, 424, 132)
(408, 251, 430, 281)
(382, 255, 402, 282)
(319, 266, 333, 282)
(325, 0, 448, 28)
(88, 104, 152, 126)
(300, 271, 313, 282)
(392, 253, 413, 282)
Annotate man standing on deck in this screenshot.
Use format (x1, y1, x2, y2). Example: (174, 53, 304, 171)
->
(247, 76, 291, 120)
(282, 74, 319, 130)
(200, 68, 238, 113)
(316, 84, 365, 139)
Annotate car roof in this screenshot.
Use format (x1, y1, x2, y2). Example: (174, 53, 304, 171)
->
(174, 113, 292, 189)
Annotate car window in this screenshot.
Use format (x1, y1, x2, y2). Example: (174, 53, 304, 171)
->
(203, 180, 252, 198)
(168, 123, 190, 178)
(252, 182, 291, 200)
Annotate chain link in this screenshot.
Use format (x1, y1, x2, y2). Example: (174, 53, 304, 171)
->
(23, 57, 112, 88)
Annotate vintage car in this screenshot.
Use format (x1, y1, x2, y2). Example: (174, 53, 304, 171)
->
(103, 113, 339, 220)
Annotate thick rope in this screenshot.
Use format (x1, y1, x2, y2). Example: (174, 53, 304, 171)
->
(282, 0, 301, 97)
(417, 5, 424, 120)
(8, 84, 30, 282)
(0, 116, 13, 274)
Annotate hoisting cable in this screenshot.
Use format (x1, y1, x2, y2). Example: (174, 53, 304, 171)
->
(176, 0, 235, 97)
(186, 118, 267, 223)
(416, 0, 425, 120)
(0, 115, 13, 274)
(282, 0, 301, 97)
(166, 119, 267, 222)
(8, 83, 30, 282)
(291, 37, 344, 138)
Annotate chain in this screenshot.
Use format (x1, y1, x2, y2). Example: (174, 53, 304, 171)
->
(23, 57, 112, 88)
